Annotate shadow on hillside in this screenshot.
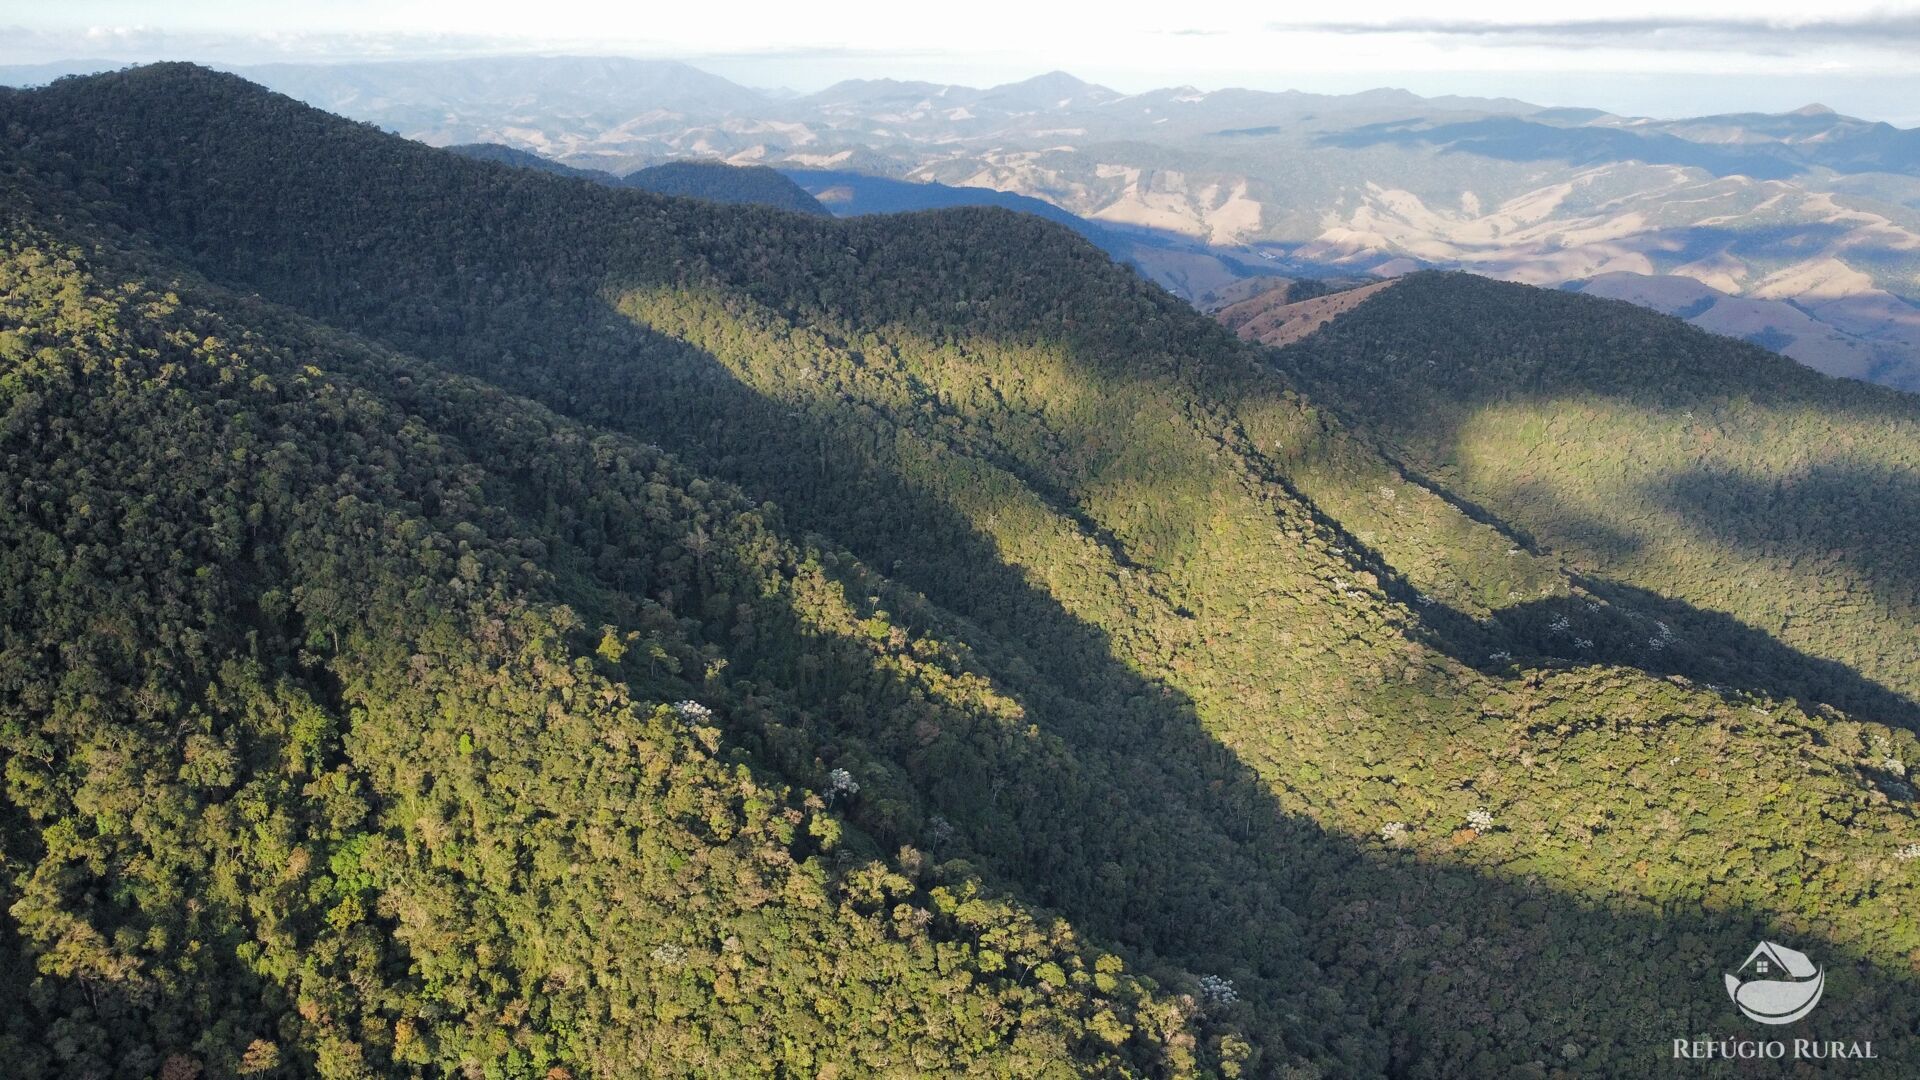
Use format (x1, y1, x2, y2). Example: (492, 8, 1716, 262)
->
(122, 247, 1917, 1071)
(1645, 462, 1920, 619)
(1421, 577, 1920, 730)
(0, 896, 282, 1076)
(393, 297, 1920, 1075)
(1475, 477, 1647, 561)
(1250, 448, 1920, 727)
(1313, 117, 1812, 181)
(1267, 270, 1920, 729)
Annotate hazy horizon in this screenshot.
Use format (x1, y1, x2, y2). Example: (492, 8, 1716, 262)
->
(6, 0, 1920, 125)
(5, 52, 1920, 128)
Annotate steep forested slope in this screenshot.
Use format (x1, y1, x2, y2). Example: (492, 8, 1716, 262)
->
(1265, 272, 1920, 731)
(4, 65, 1920, 1078)
(0, 218, 1221, 1077)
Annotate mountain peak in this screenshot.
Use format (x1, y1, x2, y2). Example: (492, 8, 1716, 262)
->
(44, 61, 275, 109)
(982, 69, 1116, 103)
(1791, 102, 1837, 116)
(1005, 69, 1091, 90)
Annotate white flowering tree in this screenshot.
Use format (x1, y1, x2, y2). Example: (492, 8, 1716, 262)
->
(670, 699, 713, 723)
(827, 767, 859, 805)
(1196, 974, 1238, 1009)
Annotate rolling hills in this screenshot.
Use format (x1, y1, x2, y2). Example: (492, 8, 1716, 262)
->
(4, 64, 1920, 1078)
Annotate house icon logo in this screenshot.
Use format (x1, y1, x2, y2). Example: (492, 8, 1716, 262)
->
(1725, 942, 1824, 1025)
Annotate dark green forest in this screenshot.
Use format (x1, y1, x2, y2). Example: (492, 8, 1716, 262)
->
(2, 65, 1918, 1078)
(448, 144, 831, 217)
(620, 160, 830, 217)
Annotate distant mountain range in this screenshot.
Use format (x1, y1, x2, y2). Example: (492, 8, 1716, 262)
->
(7, 55, 1918, 388)
(440, 144, 1293, 300)
(777, 168, 1289, 301)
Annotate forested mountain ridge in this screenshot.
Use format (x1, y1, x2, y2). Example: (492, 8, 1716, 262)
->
(1262, 272, 1920, 732)
(84, 53, 1917, 393)
(13, 56, 1920, 388)
(621, 160, 830, 216)
(448, 143, 830, 216)
(4, 63, 1920, 1077)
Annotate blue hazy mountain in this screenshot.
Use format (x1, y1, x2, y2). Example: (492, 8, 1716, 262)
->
(449, 142, 827, 215)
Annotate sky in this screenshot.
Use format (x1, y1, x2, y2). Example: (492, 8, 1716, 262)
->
(5, 0, 1920, 124)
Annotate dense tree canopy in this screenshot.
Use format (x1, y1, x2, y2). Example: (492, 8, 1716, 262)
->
(2, 65, 1919, 1077)
(621, 160, 831, 217)
(0, 224, 1221, 1077)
